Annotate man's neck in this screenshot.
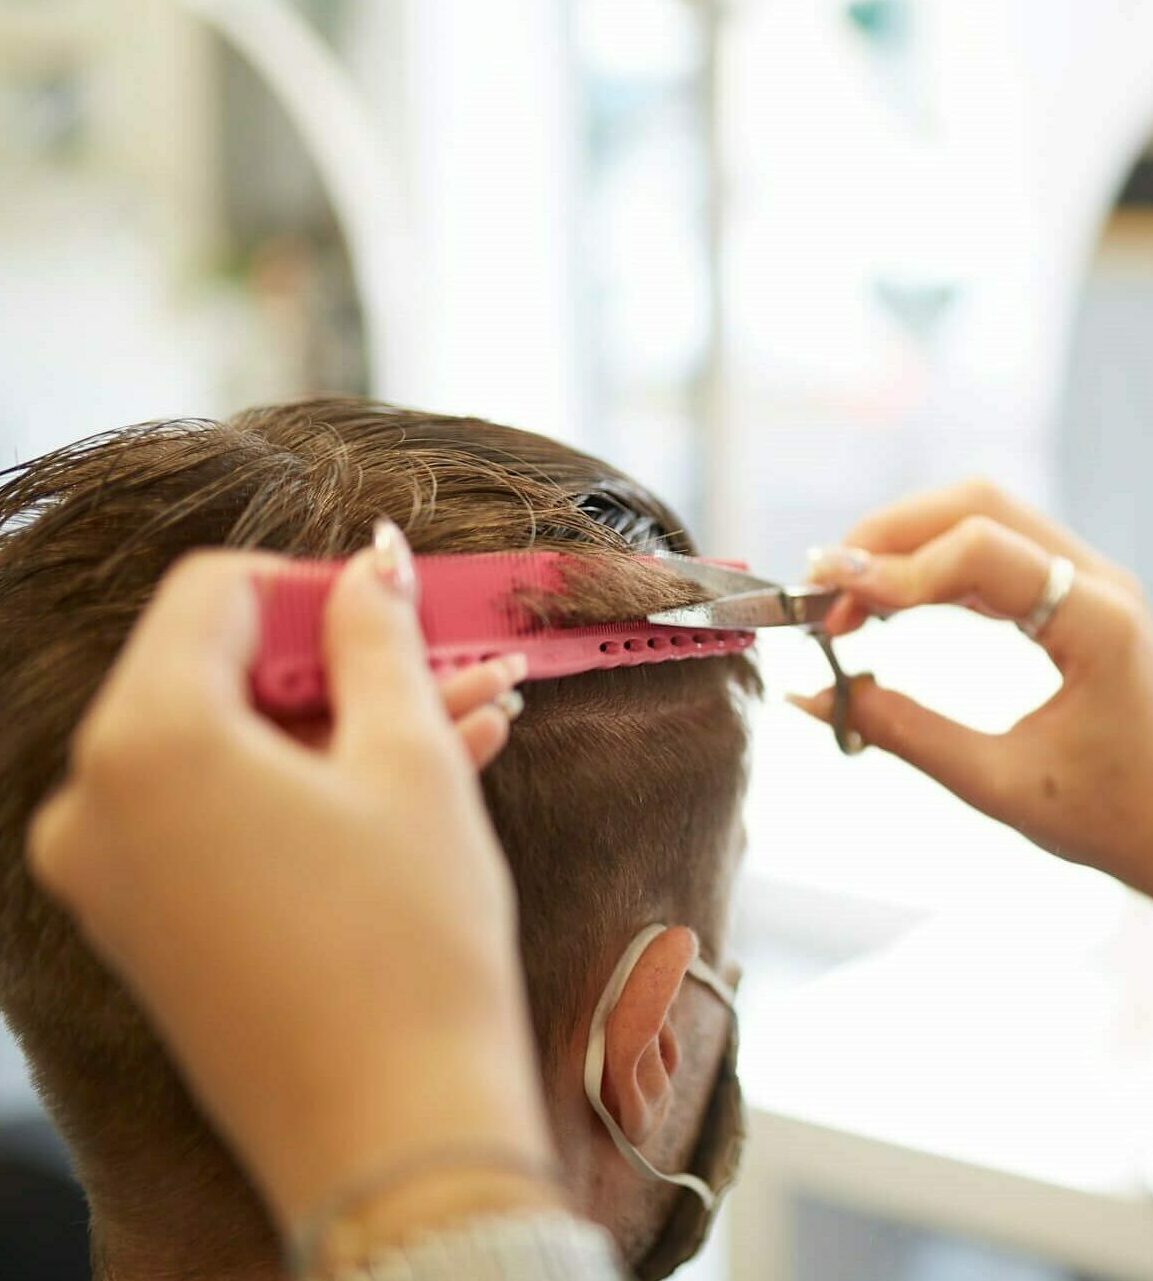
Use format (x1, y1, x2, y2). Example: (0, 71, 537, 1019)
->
(93, 1218, 283, 1281)
(98, 1259, 284, 1281)
(85, 1143, 282, 1281)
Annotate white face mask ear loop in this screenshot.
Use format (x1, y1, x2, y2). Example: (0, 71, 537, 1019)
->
(687, 956, 736, 1008)
(582, 924, 720, 1209)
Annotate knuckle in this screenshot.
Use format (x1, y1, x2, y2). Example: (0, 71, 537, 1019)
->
(164, 548, 285, 599)
(164, 548, 225, 590)
(71, 720, 147, 794)
(1103, 590, 1145, 651)
(159, 548, 265, 609)
(70, 716, 121, 782)
(958, 476, 1006, 515)
(1113, 566, 1146, 603)
(72, 706, 219, 796)
(943, 516, 1000, 590)
(26, 796, 68, 879)
(910, 517, 998, 604)
(26, 791, 88, 903)
(955, 513, 998, 556)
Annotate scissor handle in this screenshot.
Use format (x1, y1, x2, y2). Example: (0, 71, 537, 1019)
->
(815, 632, 866, 757)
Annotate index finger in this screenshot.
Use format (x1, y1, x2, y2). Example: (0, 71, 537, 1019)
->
(93, 549, 285, 735)
(846, 479, 1119, 582)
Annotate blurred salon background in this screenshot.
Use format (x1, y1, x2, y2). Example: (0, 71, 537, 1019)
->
(3, 3, 1153, 1280)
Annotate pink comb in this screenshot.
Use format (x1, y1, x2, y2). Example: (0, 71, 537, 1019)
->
(252, 552, 756, 718)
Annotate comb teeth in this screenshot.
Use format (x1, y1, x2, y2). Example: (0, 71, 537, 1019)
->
(252, 552, 755, 718)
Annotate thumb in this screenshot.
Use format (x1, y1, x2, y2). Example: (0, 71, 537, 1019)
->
(325, 526, 447, 762)
(788, 677, 1007, 814)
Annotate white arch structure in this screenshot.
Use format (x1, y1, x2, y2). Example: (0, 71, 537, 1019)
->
(937, 2, 1153, 478)
(167, 1, 1153, 469)
(178, 0, 410, 397)
(1041, 41, 1153, 420)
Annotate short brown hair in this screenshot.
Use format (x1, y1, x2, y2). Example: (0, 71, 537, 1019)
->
(0, 400, 757, 1239)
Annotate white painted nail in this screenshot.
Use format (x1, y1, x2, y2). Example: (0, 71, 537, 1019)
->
(372, 520, 417, 599)
(807, 546, 872, 579)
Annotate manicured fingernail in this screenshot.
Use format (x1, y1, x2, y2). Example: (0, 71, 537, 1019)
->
(373, 520, 417, 599)
(503, 654, 529, 685)
(495, 690, 525, 722)
(807, 546, 872, 582)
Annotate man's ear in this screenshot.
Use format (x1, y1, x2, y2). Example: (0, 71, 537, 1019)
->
(600, 926, 699, 1147)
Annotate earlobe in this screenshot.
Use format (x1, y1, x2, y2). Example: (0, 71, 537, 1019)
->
(600, 926, 698, 1146)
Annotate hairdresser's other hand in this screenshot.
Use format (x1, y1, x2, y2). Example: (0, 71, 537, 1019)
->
(798, 479, 1153, 897)
(26, 533, 560, 1243)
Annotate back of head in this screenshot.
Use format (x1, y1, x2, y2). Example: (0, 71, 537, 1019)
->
(0, 399, 758, 1254)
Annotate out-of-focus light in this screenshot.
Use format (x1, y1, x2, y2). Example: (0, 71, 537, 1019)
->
(578, 0, 703, 81)
(845, 0, 910, 48)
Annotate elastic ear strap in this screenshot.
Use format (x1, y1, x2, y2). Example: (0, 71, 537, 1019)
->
(687, 956, 736, 1008)
(582, 925, 717, 1208)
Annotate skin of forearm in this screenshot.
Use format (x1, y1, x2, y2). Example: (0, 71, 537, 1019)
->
(252, 995, 563, 1266)
(309, 1166, 571, 1273)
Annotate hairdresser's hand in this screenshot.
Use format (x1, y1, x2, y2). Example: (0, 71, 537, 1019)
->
(26, 531, 561, 1248)
(796, 479, 1153, 897)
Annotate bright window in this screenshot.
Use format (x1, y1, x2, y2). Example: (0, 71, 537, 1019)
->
(576, 0, 717, 527)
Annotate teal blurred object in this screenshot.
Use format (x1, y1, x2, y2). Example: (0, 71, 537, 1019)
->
(873, 278, 960, 339)
(845, 0, 909, 46)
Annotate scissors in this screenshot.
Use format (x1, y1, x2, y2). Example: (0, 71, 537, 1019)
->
(647, 552, 866, 756)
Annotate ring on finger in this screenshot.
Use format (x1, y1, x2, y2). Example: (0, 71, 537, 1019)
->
(494, 690, 525, 722)
(1018, 556, 1075, 641)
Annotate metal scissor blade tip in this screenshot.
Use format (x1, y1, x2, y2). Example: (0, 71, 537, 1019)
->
(647, 606, 716, 627)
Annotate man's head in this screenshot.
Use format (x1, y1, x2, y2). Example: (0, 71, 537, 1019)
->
(0, 399, 758, 1277)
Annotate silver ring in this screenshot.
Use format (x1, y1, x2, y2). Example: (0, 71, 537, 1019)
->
(1018, 556, 1075, 640)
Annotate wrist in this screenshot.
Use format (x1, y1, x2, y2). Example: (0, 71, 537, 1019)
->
(254, 1008, 554, 1234)
(296, 1159, 570, 1276)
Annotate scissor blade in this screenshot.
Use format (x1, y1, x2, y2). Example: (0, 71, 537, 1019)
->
(652, 550, 776, 597)
(780, 587, 839, 628)
(648, 587, 839, 631)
